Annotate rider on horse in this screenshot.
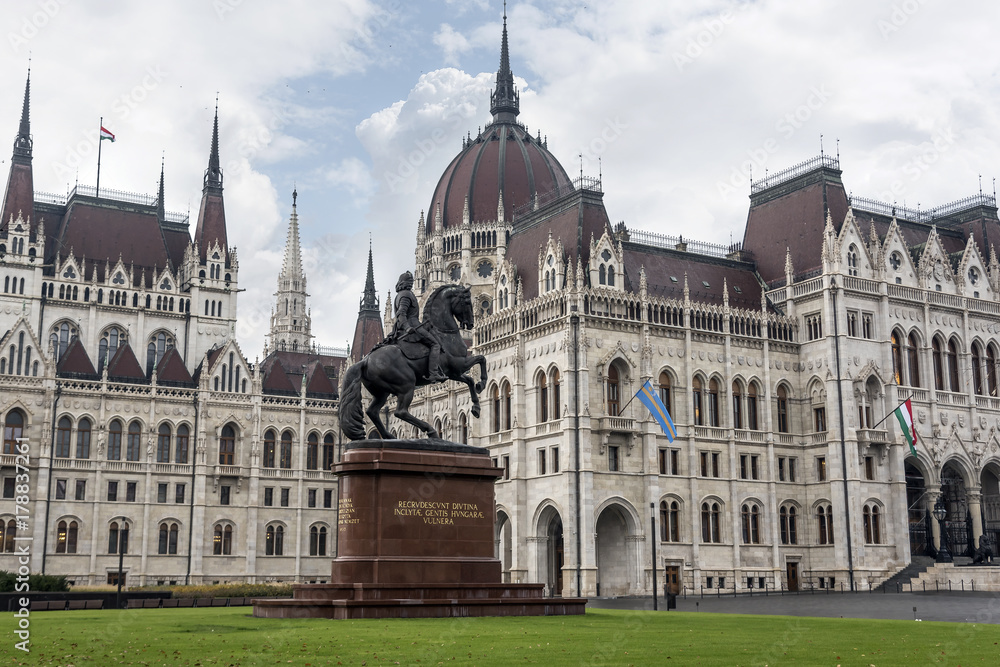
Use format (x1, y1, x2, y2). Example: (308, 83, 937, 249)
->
(389, 271, 447, 382)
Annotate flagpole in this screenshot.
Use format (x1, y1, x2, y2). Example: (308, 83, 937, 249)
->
(869, 394, 914, 431)
(96, 116, 103, 199)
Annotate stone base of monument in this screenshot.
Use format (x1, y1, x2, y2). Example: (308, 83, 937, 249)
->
(253, 439, 586, 619)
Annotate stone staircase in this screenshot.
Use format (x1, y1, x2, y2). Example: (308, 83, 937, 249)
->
(877, 555, 936, 591)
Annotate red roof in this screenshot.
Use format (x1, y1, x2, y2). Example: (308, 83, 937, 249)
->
(305, 361, 336, 396)
(195, 190, 228, 264)
(106, 343, 146, 382)
(622, 244, 762, 308)
(1, 162, 34, 236)
(56, 338, 97, 377)
(351, 312, 383, 360)
(427, 122, 572, 231)
(262, 359, 297, 394)
(155, 347, 194, 384)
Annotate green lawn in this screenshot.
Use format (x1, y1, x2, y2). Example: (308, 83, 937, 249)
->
(4, 607, 997, 666)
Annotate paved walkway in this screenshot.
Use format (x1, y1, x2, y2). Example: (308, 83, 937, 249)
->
(587, 590, 1000, 624)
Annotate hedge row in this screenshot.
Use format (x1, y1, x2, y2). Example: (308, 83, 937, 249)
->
(130, 582, 294, 598)
(0, 572, 72, 592)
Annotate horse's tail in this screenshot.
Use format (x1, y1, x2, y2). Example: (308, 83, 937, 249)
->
(338, 359, 367, 441)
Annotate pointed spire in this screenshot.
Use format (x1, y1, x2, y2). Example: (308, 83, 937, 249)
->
(360, 237, 379, 313)
(280, 188, 303, 279)
(156, 156, 165, 222)
(204, 98, 223, 192)
(490, 2, 520, 122)
(13, 68, 31, 162)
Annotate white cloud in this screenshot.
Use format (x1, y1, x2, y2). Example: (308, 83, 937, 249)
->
(433, 23, 473, 65)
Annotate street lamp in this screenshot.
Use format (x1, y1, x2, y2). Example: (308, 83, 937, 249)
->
(111, 516, 129, 608)
(932, 499, 952, 563)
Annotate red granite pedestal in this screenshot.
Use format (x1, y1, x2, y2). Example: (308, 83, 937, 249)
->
(253, 439, 586, 619)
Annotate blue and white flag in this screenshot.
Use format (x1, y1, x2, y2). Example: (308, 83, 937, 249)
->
(636, 380, 676, 442)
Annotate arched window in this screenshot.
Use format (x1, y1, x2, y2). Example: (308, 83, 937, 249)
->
(55, 417, 72, 458)
(323, 433, 335, 471)
(732, 381, 743, 429)
(847, 245, 859, 276)
(707, 379, 720, 427)
(972, 343, 985, 395)
(538, 371, 548, 423)
(692, 377, 703, 426)
(776, 385, 789, 433)
(156, 423, 171, 463)
(891, 330, 903, 385)
(56, 519, 79, 553)
(701, 501, 721, 543)
(947, 339, 960, 391)
(175, 425, 189, 464)
(502, 382, 512, 430)
(599, 264, 606, 285)
(1, 518, 16, 552)
(660, 500, 680, 542)
(551, 369, 561, 419)
(280, 431, 293, 469)
(747, 382, 759, 430)
(779, 505, 797, 545)
(265, 524, 284, 556)
(76, 418, 91, 459)
(146, 332, 173, 375)
(107, 419, 123, 460)
(989, 345, 999, 397)
(741, 503, 761, 544)
(607, 365, 621, 416)
(817, 505, 834, 545)
(932, 338, 944, 390)
(306, 433, 319, 470)
(3, 409, 24, 455)
(658, 371, 672, 416)
(213, 524, 233, 555)
(263, 429, 276, 468)
(158, 522, 179, 554)
(907, 333, 921, 388)
(108, 520, 129, 554)
(491, 386, 501, 433)
(607, 265, 615, 287)
(459, 413, 468, 445)
(309, 525, 328, 556)
(863, 503, 883, 544)
(219, 424, 236, 465)
(126, 421, 142, 461)
(50, 321, 75, 362)
(98, 327, 125, 371)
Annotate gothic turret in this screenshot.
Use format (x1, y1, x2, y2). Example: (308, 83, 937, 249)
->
(193, 103, 229, 264)
(351, 239, 384, 360)
(268, 189, 312, 353)
(1, 71, 35, 235)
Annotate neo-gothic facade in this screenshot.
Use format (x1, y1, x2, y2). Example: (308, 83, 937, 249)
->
(396, 18, 1000, 596)
(0, 77, 347, 586)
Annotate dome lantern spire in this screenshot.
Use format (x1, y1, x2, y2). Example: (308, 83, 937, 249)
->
(490, 1, 520, 122)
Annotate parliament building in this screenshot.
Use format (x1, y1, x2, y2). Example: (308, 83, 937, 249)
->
(4, 15, 1000, 595)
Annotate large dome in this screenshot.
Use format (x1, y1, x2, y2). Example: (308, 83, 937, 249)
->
(427, 122, 572, 232)
(425, 11, 572, 233)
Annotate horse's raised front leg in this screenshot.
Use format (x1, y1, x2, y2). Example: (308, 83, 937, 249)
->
(451, 354, 485, 419)
(365, 391, 394, 439)
(393, 387, 438, 439)
(469, 354, 487, 394)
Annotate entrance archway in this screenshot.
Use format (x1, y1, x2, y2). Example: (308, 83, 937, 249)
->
(942, 462, 971, 557)
(981, 464, 1000, 553)
(496, 510, 513, 583)
(595, 504, 633, 596)
(536, 506, 563, 596)
(905, 461, 930, 556)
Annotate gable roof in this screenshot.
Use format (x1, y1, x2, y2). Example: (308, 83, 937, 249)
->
(56, 338, 98, 378)
(262, 358, 297, 395)
(305, 361, 337, 397)
(106, 343, 147, 383)
(155, 347, 194, 385)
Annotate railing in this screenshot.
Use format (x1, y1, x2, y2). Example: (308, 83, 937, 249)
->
(104, 461, 143, 472)
(776, 433, 795, 445)
(887, 284, 923, 301)
(899, 387, 929, 403)
(37, 185, 190, 223)
(0, 453, 28, 468)
(750, 154, 840, 193)
(511, 176, 602, 219)
(792, 277, 824, 298)
(928, 291, 963, 309)
(856, 429, 888, 444)
(694, 425, 728, 440)
(851, 192, 995, 223)
(937, 391, 967, 406)
(260, 468, 297, 478)
(215, 465, 241, 477)
(53, 458, 95, 470)
(152, 463, 191, 474)
(977, 396, 1000, 411)
(626, 229, 753, 262)
(842, 276, 879, 295)
(735, 429, 766, 443)
(599, 417, 635, 432)
(810, 432, 828, 445)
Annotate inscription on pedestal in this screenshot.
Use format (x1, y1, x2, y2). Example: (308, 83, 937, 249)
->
(338, 497, 359, 531)
(394, 500, 486, 526)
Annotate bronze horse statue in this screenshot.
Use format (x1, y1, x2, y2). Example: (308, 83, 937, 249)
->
(339, 284, 487, 440)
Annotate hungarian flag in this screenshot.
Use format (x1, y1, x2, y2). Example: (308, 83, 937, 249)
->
(893, 398, 917, 457)
(100, 126, 115, 142)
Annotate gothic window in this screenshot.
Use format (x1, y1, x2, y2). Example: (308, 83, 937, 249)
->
(107, 419, 123, 460)
(747, 382, 760, 430)
(973, 342, 985, 395)
(658, 372, 673, 417)
(263, 429, 276, 468)
(158, 522, 179, 554)
(55, 417, 72, 458)
(477, 261, 493, 278)
(707, 379, 720, 427)
(449, 265, 461, 282)
(146, 332, 174, 375)
(817, 504, 834, 545)
(50, 322, 76, 362)
(776, 385, 789, 433)
(280, 430, 293, 469)
(175, 424, 189, 464)
(108, 520, 129, 554)
(551, 369, 561, 419)
(502, 382, 512, 430)
(323, 433, 335, 471)
(863, 503, 882, 544)
(459, 413, 468, 444)
(660, 500, 680, 542)
(988, 344, 999, 397)
(599, 264, 606, 285)
(608, 265, 615, 287)
(701, 501, 721, 543)
(891, 330, 904, 385)
(492, 386, 501, 433)
(889, 251, 902, 271)
(779, 505, 797, 545)
(907, 333, 921, 388)
(126, 421, 142, 462)
(847, 245, 859, 276)
(692, 376, 703, 426)
(56, 520, 78, 554)
(732, 381, 743, 429)
(1, 519, 15, 553)
(537, 370, 548, 423)
(157, 424, 171, 463)
(309, 525, 327, 556)
(932, 337, 944, 390)
(98, 327, 125, 371)
(741, 503, 761, 544)
(219, 424, 236, 465)
(76, 418, 91, 459)
(213, 524, 233, 555)
(947, 339, 960, 392)
(306, 433, 318, 470)
(265, 524, 284, 556)
(607, 364, 621, 416)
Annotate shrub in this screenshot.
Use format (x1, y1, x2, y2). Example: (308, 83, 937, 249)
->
(130, 582, 294, 599)
(0, 571, 71, 592)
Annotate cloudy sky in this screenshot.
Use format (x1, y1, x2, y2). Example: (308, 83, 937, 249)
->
(3, 0, 999, 355)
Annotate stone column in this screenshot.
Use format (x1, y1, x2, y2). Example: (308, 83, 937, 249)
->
(968, 487, 984, 546)
(927, 488, 941, 551)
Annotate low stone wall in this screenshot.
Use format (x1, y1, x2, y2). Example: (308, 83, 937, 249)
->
(911, 563, 1000, 592)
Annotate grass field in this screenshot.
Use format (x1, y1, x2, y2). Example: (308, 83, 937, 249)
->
(4, 606, 999, 666)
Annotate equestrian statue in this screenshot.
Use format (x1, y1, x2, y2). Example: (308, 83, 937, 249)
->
(339, 271, 487, 441)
